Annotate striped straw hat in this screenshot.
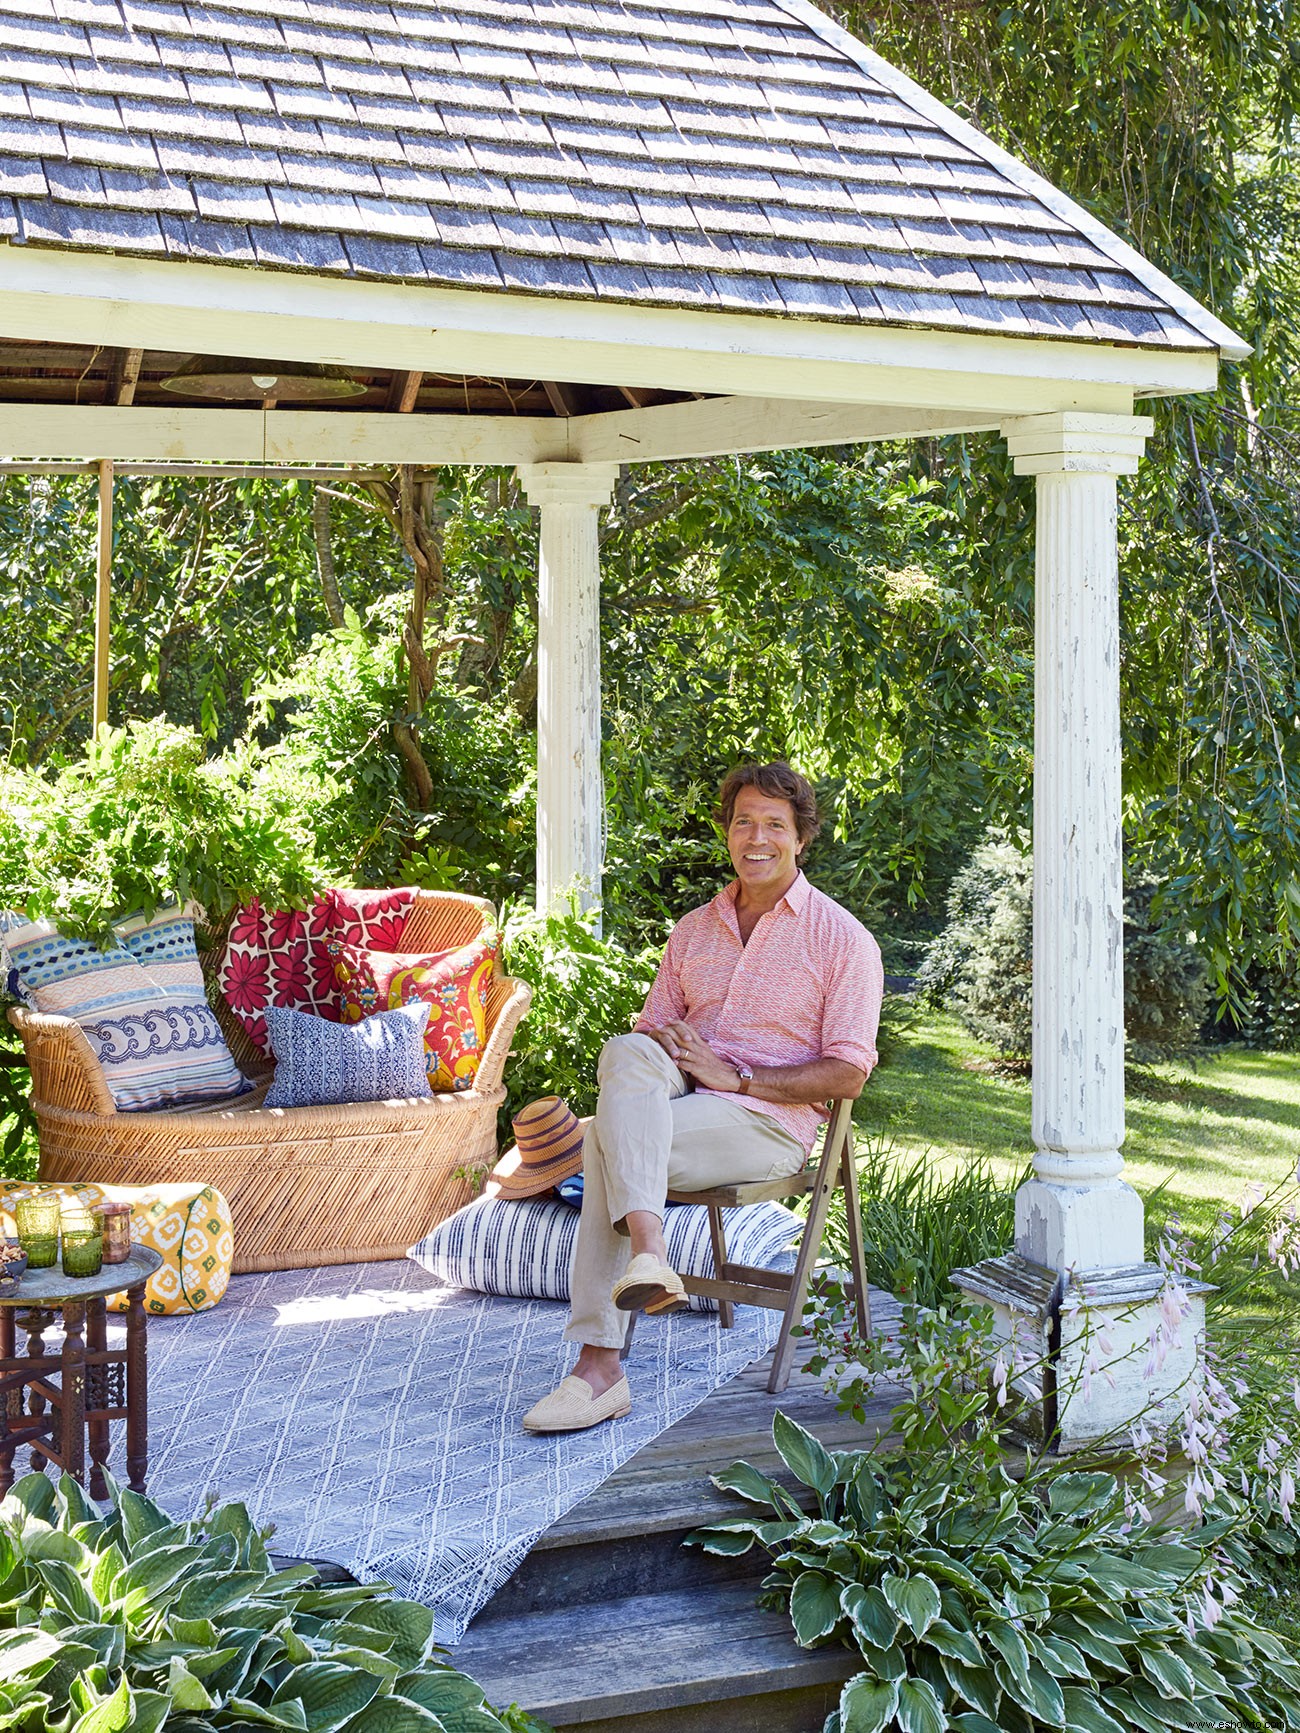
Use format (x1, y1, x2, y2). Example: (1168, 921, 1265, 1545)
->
(485, 1096, 586, 1200)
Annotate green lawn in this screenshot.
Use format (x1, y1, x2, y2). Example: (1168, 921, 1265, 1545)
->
(862, 1008, 1300, 1238)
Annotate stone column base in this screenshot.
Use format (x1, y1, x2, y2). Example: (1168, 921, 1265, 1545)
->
(952, 1252, 1210, 1453)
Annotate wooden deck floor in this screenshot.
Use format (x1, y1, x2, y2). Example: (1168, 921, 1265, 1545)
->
(540, 1287, 906, 1549)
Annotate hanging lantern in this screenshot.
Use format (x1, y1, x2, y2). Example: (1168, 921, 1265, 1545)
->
(160, 356, 366, 402)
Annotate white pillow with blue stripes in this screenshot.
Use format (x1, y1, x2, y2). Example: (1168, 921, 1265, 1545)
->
(409, 1195, 802, 1313)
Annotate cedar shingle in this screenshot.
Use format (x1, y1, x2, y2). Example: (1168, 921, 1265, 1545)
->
(0, 0, 1214, 350)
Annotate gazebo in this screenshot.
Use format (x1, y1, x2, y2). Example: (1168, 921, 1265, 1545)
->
(0, 0, 1248, 1446)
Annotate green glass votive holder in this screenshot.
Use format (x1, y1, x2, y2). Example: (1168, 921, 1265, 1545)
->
(61, 1219, 103, 1279)
(15, 1193, 61, 1270)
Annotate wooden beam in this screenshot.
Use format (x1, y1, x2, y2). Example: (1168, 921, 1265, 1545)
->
(93, 459, 112, 732)
(106, 347, 144, 406)
(617, 386, 655, 408)
(0, 463, 398, 479)
(386, 369, 423, 413)
(0, 406, 565, 464)
(570, 397, 1005, 464)
(542, 380, 583, 417)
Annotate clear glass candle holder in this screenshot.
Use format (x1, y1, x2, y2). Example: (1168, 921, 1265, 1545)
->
(15, 1193, 61, 1270)
(60, 1216, 103, 1279)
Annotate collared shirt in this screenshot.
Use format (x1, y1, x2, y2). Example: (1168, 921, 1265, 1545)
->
(635, 871, 883, 1152)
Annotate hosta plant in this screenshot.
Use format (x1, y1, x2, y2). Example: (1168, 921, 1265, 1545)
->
(688, 1400, 1300, 1731)
(0, 1470, 547, 1733)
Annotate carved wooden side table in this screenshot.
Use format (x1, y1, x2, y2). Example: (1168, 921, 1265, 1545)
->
(0, 1247, 162, 1499)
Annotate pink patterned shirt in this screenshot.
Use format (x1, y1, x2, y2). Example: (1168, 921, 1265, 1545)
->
(635, 871, 883, 1152)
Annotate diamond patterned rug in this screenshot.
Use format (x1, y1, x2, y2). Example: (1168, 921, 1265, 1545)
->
(145, 1259, 784, 1643)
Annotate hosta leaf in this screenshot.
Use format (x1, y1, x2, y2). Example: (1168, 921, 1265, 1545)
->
(25, 1528, 88, 1566)
(1103, 1689, 1167, 1733)
(686, 1525, 758, 1557)
(790, 1572, 843, 1646)
(328, 1647, 403, 1685)
(895, 1676, 947, 1733)
(1052, 1617, 1127, 1673)
(165, 1658, 214, 1713)
(773, 1412, 837, 1501)
(35, 1559, 97, 1623)
(711, 1460, 789, 1512)
(1139, 1646, 1197, 1702)
(937, 1658, 998, 1721)
(951, 1716, 1001, 1733)
(91, 1543, 127, 1608)
(4, 1473, 56, 1523)
(116, 1491, 172, 1551)
(1060, 1686, 1125, 1733)
(922, 1621, 985, 1669)
(174, 1571, 269, 1621)
(981, 1620, 1030, 1683)
(57, 1476, 101, 1530)
(61, 1623, 125, 1672)
(120, 1546, 210, 1611)
(1022, 1659, 1065, 1726)
(346, 1594, 438, 1663)
(1127, 1680, 1206, 1730)
(68, 1677, 132, 1733)
(838, 1673, 898, 1733)
(271, 1662, 383, 1732)
(882, 1574, 941, 1640)
(841, 1584, 899, 1651)
(0, 1628, 61, 1680)
(225, 1699, 310, 1729)
(1029, 1633, 1088, 1680)
(341, 1701, 445, 1732)
(1081, 1558, 1163, 1599)
(396, 1671, 489, 1716)
(857, 1643, 907, 1683)
(1046, 1474, 1120, 1520)
(434, 1708, 510, 1733)
(844, 1459, 883, 1528)
(121, 1689, 171, 1733)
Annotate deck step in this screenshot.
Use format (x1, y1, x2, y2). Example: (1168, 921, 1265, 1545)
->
(453, 1580, 854, 1732)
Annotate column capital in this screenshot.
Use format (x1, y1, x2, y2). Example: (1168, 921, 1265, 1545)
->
(516, 461, 619, 509)
(1001, 411, 1153, 477)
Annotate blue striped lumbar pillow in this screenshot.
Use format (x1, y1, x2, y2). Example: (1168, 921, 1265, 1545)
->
(409, 1196, 803, 1313)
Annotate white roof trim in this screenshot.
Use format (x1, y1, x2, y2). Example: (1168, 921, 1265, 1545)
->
(773, 0, 1253, 363)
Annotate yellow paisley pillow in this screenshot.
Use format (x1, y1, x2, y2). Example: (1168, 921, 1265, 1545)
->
(0, 1180, 233, 1316)
(327, 932, 498, 1093)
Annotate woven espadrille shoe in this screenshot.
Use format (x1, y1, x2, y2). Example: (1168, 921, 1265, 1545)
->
(521, 1374, 632, 1433)
(610, 1253, 688, 1315)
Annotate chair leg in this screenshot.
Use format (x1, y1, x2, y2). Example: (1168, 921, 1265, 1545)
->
(767, 1120, 844, 1395)
(619, 1310, 637, 1362)
(839, 1117, 873, 1340)
(707, 1206, 735, 1329)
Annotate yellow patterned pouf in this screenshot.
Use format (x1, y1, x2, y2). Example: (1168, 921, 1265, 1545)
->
(0, 1180, 233, 1315)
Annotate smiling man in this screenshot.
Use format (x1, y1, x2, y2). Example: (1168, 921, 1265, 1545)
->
(522, 760, 884, 1434)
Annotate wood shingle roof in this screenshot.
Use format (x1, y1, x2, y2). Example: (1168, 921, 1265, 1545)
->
(0, 0, 1228, 351)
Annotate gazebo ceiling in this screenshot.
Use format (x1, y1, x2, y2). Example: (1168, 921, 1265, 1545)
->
(0, 337, 700, 417)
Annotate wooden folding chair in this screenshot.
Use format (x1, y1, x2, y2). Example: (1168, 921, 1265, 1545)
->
(645, 1099, 872, 1394)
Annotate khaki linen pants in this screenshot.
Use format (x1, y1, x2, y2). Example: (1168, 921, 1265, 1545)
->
(565, 1032, 806, 1349)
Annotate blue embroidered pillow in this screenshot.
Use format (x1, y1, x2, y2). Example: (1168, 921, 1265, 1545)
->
(1, 914, 248, 1112)
(263, 1002, 433, 1108)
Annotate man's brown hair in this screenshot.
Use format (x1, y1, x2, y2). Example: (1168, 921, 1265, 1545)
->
(716, 761, 822, 845)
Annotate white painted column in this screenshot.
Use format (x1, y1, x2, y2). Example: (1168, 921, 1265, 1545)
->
(954, 414, 1212, 1452)
(516, 462, 618, 917)
(1005, 411, 1152, 1274)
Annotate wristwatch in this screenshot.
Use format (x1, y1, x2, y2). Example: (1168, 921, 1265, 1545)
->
(735, 1063, 753, 1096)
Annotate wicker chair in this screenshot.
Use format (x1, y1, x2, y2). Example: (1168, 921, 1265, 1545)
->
(8, 890, 531, 1274)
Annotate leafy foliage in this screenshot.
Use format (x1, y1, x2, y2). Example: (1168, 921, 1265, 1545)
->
(497, 901, 658, 1133)
(918, 839, 1210, 1062)
(0, 1469, 549, 1733)
(0, 721, 325, 942)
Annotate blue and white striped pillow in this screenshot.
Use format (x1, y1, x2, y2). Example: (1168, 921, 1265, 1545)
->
(409, 1196, 802, 1314)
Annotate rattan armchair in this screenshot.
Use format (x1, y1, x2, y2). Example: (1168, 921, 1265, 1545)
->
(8, 890, 531, 1274)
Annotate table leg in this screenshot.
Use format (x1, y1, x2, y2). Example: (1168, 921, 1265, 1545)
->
(86, 1300, 109, 1502)
(0, 1309, 14, 1497)
(22, 1309, 46, 1476)
(60, 1302, 87, 1485)
(125, 1284, 148, 1493)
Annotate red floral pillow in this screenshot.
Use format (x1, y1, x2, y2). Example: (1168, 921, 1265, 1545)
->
(326, 932, 499, 1093)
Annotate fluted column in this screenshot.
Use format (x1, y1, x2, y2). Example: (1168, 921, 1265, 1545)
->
(1003, 413, 1152, 1270)
(517, 462, 618, 918)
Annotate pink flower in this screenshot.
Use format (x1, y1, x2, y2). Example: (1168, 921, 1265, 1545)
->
(269, 907, 307, 949)
(228, 900, 265, 950)
(223, 950, 269, 1015)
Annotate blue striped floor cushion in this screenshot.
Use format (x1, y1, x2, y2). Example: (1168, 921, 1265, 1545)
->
(409, 1196, 803, 1314)
(2, 913, 247, 1113)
